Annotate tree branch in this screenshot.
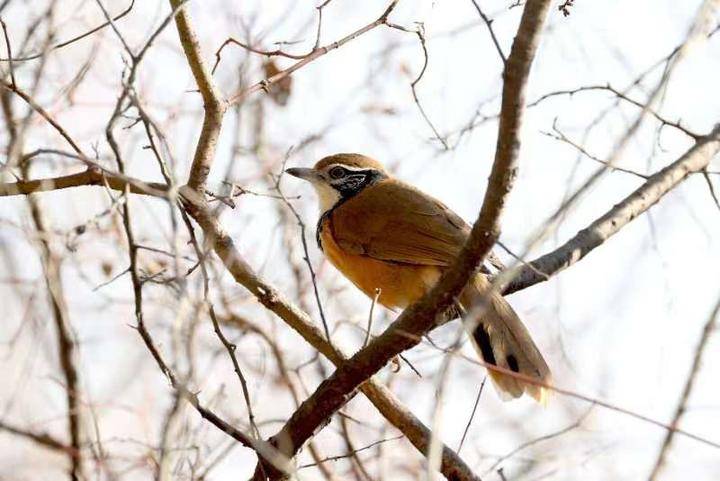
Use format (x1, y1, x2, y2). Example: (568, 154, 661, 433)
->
(504, 124, 720, 294)
(168, 1, 485, 477)
(180, 192, 481, 481)
(248, 1, 553, 478)
(648, 296, 720, 480)
(0, 168, 169, 197)
(0, 421, 78, 458)
(226, 0, 400, 106)
(28, 188, 83, 481)
(0, 80, 83, 156)
(169, 0, 227, 192)
(0, 0, 136, 62)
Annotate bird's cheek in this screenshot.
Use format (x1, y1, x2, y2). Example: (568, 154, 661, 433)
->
(312, 183, 342, 213)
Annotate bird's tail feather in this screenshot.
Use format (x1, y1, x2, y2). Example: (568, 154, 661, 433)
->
(459, 274, 551, 403)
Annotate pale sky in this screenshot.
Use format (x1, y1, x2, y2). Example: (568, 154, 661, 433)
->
(1, 1, 719, 480)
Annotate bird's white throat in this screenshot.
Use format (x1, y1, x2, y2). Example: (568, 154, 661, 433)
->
(310, 181, 342, 214)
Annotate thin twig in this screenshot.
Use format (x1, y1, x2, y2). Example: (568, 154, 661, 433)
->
(543, 124, 649, 179)
(504, 124, 720, 294)
(469, 0, 507, 64)
(363, 288, 381, 347)
(253, 2, 554, 478)
(0, 421, 78, 458)
(457, 377, 486, 454)
(527, 84, 700, 139)
(702, 169, 720, 213)
(0, 18, 15, 87)
(274, 149, 332, 341)
(482, 409, 592, 474)
(297, 435, 404, 469)
(387, 22, 449, 149)
(210, 1, 340, 74)
(0, 1, 135, 62)
(181, 209, 262, 440)
(228, 0, 400, 106)
(439, 355, 720, 451)
(181, 194, 482, 481)
(0, 79, 83, 155)
(647, 296, 720, 481)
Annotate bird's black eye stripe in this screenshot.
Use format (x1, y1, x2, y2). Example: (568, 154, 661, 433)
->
(328, 168, 386, 200)
(329, 166, 346, 179)
(340, 174, 366, 190)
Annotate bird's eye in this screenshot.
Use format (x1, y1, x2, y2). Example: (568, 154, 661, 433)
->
(328, 166, 346, 179)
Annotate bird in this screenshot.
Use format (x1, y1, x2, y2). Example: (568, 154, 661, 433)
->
(286, 153, 550, 402)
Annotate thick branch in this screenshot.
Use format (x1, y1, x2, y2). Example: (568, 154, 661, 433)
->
(504, 124, 720, 294)
(251, 1, 552, 478)
(0, 169, 169, 197)
(164, 4, 484, 478)
(181, 192, 481, 481)
(169, 0, 227, 192)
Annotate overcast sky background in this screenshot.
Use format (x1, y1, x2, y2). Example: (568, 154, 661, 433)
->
(1, 1, 720, 480)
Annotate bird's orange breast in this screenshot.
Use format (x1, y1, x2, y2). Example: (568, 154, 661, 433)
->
(319, 216, 441, 310)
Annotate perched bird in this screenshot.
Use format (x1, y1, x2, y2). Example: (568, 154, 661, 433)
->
(286, 153, 550, 402)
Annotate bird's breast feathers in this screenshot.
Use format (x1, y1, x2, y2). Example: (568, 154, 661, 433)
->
(318, 214, 441, 310)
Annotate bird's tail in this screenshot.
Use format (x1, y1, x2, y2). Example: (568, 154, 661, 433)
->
(459, 274, 551, 403)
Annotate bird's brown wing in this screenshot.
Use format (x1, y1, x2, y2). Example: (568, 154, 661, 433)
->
(329, 179, 470, 266)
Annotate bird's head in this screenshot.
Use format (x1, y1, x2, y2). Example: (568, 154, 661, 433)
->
(285, 153, 388, 213)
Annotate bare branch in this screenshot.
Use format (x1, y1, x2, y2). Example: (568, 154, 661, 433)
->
(0, 18, 15, 87)
(544, 124, 649, 179)
(495, 0, 720, 298)
(0, 1, 136, 62)
(0, 168, 170, 197)
(214, 38, 310, 64)
(528, 84, 700, 139)
(457, 378, 486, 454)
(0, 80, 84, 156)
(0, 421, 78, 458)
(227, 0, 400, 106)
(702, 169, 720, 213)
(469, 0, 506, 64)
(182, 210, 262, 440)
(482, 409, 592, 475)
(504, 124, 720, 294)
(298, 434, 404, 470)
(387, 22, 449, 149)
(648, 296, 720, 481)
(274, 154, 332, 342)
(180, 192, 482, 481)
(251, 1, 553, 478)
(28, 188, 83, 481)
(169, 0, 227, 192)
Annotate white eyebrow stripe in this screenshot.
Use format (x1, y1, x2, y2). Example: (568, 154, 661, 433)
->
(327, 163, 373, 172)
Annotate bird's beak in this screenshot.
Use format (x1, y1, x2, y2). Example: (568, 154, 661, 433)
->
(285, 167, 321, 182)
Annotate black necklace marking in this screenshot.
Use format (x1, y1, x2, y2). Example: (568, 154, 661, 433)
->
(316, 169, 386, 251)
(316, 210, 331, 251)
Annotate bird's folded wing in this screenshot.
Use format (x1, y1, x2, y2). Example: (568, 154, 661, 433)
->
(331, 180, 470, 266)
